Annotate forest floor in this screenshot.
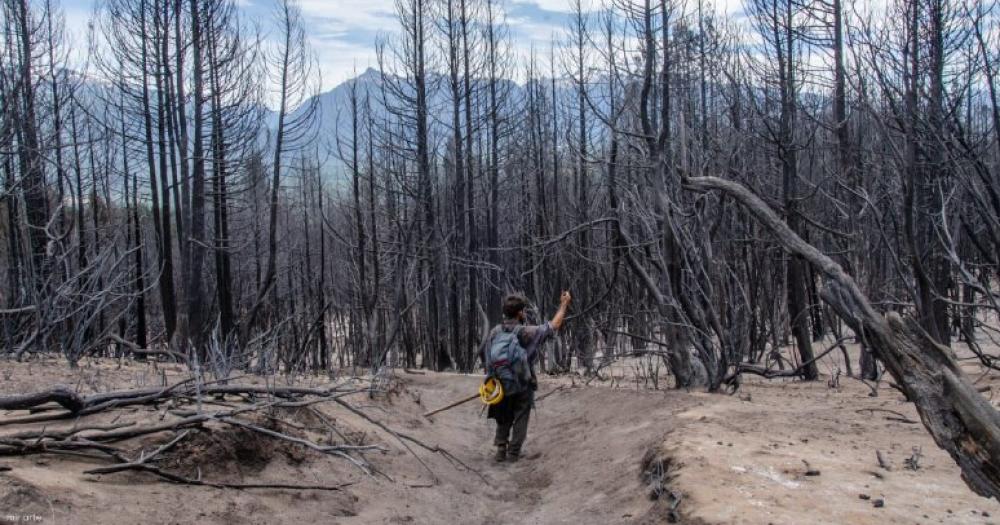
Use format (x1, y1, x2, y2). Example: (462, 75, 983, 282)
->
(1, 344, 1000, 525)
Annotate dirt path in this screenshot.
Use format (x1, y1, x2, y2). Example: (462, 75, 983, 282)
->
(340, 373, 701, 524)
(482, 385, 695, 524)
(4, 358, 1000, 524)
(0, 363, 700, 525)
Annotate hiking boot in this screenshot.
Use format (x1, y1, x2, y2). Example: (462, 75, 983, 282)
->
(494, 446, 507, 462)
(506, 451, 520, 463)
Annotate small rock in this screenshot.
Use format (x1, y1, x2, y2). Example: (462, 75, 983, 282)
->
(983, 511, 990, 517)
(0, 465, 11, 472)
(805, 469, 821, 476)
(873, 499, 885, 508)
(859, 494, 871, 500)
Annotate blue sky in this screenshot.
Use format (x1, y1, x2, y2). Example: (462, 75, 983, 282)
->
(294, 0, 585, 87)
(60, 0, 741, 92)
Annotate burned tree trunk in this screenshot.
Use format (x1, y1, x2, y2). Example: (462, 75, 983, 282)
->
(684, 174, 1000, 500)
(13, 0, 50, 288)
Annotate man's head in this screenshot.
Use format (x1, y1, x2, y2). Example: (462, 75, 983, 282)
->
(502, 293, 528, 321)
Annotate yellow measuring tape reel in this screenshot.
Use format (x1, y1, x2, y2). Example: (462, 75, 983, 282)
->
(479, 377, 504, 405)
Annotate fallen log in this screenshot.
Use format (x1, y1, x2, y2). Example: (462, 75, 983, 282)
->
(103, 334, 189, 364)
(0, 378, 407, 494)
(83, 430, 192, 475)
(0, 376, 481, 492)
(0, 385, 84, 413)
(684, 174, 1000, 500)
(3, 422, 136, 441)
(87, 461, 354, 491)
(0, 436, 128, 458)
(0, 381, 357, 427)
(728, 337, 851, 382)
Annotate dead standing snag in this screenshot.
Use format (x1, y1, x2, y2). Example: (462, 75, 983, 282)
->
(683, 174, 1000, 500)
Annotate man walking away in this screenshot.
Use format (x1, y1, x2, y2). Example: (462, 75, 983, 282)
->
(481, 291, 571, 463)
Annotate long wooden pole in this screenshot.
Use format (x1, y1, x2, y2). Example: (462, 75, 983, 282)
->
(422, 394, 479, 418)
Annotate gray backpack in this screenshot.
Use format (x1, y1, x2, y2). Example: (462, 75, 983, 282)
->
(486, 326, 531, 396)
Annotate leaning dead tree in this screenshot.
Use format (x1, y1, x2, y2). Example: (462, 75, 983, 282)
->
(684, 174, 1000, 500)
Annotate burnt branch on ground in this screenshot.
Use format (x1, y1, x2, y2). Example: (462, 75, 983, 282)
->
(0, 376, 470, 490)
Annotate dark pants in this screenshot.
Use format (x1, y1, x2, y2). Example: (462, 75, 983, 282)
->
(490, 392, 532, 455)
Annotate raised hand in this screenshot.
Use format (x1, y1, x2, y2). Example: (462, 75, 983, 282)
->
(560, 290, 572, 307)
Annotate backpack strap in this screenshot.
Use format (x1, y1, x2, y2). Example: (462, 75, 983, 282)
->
(508, 325, 525, 364)
(502, 325, 525, 360)
(485, 324, 504, 371)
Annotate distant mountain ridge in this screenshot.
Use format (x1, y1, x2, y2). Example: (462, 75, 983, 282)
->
(296, 67, 590, 163)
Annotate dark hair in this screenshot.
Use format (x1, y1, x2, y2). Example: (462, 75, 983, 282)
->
(502, 293, 528, 319)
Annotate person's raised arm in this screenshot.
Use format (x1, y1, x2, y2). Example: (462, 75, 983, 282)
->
(550, 291, 572, 331)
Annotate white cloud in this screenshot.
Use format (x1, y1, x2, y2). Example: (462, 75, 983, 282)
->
(291, 0, 398, 89)
(513, 0, 743, 16)
(298, 0, 398, 32)
(63, 6, 93, 69)
(309, 37, 380, 87)
(297, 0, 748, 91)
(712, 0, 744, 16)
(509, 16, 569, 45)
(513, 0, 578, 12)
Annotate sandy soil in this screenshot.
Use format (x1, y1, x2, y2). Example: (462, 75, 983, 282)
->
(1, 351, 999, 524)
(0, 358, 699, 525)
(664, 341, 1000, 525)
